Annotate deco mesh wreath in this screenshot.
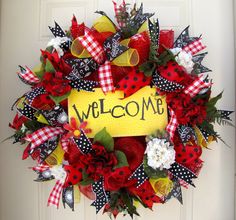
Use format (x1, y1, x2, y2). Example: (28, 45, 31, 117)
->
(9, 1, 233, 218)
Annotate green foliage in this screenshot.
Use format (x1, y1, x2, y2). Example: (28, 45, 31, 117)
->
(143, 155, 168, 178)
(45, 59, 55, 73)
(114, 150, 129, 169)
(34, 64, 45, 80)
(120, 189, 140, 218)
(80, 170, 94, 186)
(139, 61, 156, 77)
(49, 91, 71, 105)
(206, 92, 223, 124)
(93, 128, 114, 152)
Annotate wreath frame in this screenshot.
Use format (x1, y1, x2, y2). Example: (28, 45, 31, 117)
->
(8, 1, 233, 218)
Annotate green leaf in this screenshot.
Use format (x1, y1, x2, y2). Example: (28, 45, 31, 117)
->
(93, 127, 114, 152)
(114, 150, 129, 168)
(79, 178, 94, 186)
(120, 189, 140, 218)
(139, 61, 156, 77)
(206, 92, 223, 108)
(34, 64, 45, 80)
(49, 91, 71, 105)
(143, 155, 167, 178)
(45, 59, 55, 73)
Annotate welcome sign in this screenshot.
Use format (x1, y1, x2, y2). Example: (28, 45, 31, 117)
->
(68, 86, 168, 137)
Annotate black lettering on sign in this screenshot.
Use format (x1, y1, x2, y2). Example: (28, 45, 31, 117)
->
(125, 101, 139, 117)
(72, 96, 165, 121)
(141, 97, 157, 120)
(111, 105, 125, 118)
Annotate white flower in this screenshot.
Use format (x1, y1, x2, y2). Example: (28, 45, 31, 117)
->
(171, 47, 194, 73)
(145, 138, 175, 170)
(47, 36, 70, 57)
(50, 165, 67, 181)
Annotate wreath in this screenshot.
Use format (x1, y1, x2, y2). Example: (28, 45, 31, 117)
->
(8, 1, 233, 218)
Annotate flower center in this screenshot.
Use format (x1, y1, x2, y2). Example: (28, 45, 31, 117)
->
(73, 129, 80, 137)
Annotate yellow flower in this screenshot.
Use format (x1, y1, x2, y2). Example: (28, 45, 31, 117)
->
(150, 177, 173, 197)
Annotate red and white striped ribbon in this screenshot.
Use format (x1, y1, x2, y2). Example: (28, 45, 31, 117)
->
(113, 0, 126, 28)
(78, 30, 105, 64)
(166, 108, 178, 141)
(78, 30, 115, 93)
(17, 66, 40, 84)
(183, 39, 206, 56)
(24, 126, 64, 151)
(47, 180, 64, 208)
(184, 75, 212, 97)
(32, 164, 50, 172)
(98, 61, 115, 93)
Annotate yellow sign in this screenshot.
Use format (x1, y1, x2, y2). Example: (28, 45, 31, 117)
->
(68, 86, 167, 137)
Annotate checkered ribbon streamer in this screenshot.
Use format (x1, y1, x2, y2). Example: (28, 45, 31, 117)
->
(32, 164, 50, 172)
(78, 30, 105, 64)
(78, 30, 115, 93)
(25, 126, 64, 151)
(17, 66, 40, 84)
(166, 108, 178, 141)
(60, 136, 70, 152)
(183, 39, 206, 56)
(113, 0, 126, 28)
(48, 180, 64, 208)
(184, 75, 212, 97)
(98, 61, 114, 93)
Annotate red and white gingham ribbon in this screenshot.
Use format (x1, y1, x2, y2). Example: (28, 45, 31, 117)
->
(47, 180, 64, 208)
(17, 66, 40, 84)
(78, 30, 114, 94)
(25, 126, 64, 151)
(32, 164, 50, 172)
(183, 39, 206, 56)
(113, 0, 126, 28)
(78, 30, 105, 64)
(98, 61, 115, 93)
(184, 75, 212, 97)
(166, 108, 178, 141)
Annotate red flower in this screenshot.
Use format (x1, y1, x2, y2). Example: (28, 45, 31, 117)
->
(104, 167, 136, 191)
(42, 72, 71, 97)
(63, 117, 91, 139)
(31, 93, 55, 110)
(9, 113, 27, 130)
(166, 93, 207, 126)
(81, 145, 118, 181)
(115, 137, 145, 171)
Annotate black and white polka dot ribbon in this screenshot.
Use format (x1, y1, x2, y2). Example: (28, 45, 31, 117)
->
(217, 110, 233, 121)
(69, 79, 98, 92)
(91, 178, 110, 213)
(128, 163, 148, 188)
(26, 87, 46, 104)
(17, 102, 37, 120)
(152, 72, 185, 92)
(49, 21, 70, 50)
(168, 162, 197, 187)
(73, 130, 92, 154)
